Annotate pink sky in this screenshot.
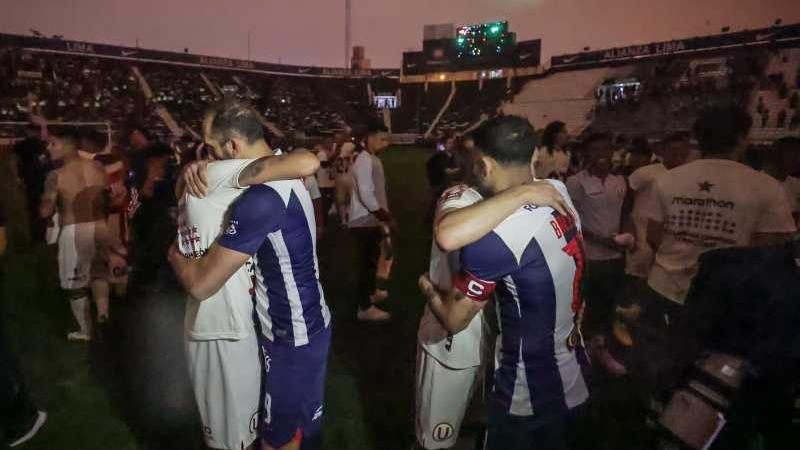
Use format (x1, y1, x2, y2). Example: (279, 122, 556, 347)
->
(2, 0, 798, 68)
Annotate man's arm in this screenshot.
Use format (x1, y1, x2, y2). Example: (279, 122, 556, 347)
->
(169, 243, 250, 300)
(419, 274, 486, 334)
(39, 171, 58, 219)
(435, 182, 568, 252)
(352, 154, 388, 220)
(237, 149, 320, 186)
(170, 184, 285, 300)
(178, 150, 320, 198)
(424, 226, 517, 333)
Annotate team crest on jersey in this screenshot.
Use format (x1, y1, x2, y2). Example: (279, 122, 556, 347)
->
(432, 423, 454, 442)
(439, 185, 467, 203)
(224, 220, 238, 236)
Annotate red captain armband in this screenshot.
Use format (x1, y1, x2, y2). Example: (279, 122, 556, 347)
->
(453, 271, 496, 302)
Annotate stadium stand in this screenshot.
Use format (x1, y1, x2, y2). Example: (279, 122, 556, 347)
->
(503, 67, 625, 134)
(0, 37, 394, 142)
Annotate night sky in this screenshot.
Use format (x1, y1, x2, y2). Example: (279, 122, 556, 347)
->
(2, 0, 798, 68)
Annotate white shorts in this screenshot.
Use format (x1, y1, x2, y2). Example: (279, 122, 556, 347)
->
(58, 222, 105, 290)
(186, 332, 261, 450)
(415, 345, 480, 450)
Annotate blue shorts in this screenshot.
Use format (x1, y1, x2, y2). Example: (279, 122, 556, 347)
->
(259, 326, 331, 450)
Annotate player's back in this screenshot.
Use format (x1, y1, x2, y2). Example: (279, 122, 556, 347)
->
(459, 180, 588, 418)
(221, 179, 331, 347)
(179, 159, 255, 340)
(57, 158, 107, 225)
(649, 158, 796, 303)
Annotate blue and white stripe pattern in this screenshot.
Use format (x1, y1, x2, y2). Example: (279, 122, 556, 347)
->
(219, 180, 331, 347)
(459, 181, 590, 422)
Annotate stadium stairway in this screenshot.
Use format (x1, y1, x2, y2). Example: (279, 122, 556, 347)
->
(424, 81, 456, 139)
(503, 66, 634, 134)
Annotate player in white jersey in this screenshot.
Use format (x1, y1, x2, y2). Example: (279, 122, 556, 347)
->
(171, 103, 320, 450)
(420, 116, 589, 450)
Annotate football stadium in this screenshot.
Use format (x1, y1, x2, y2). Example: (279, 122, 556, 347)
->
(1, 2, 799, 450)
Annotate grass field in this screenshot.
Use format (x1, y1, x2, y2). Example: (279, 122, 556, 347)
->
(1, 146, 669, 450)
(1, 146, 441, 450)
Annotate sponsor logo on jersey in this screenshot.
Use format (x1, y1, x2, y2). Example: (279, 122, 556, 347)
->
(225, 220, 238, 235)
(698, 180, 715, 192)
(671, 196, 734, 209)
(203, 425, 213, 437)
(432, 423, 454, 442)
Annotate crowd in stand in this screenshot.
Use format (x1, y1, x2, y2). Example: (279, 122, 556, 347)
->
(0, 48, 380, 140)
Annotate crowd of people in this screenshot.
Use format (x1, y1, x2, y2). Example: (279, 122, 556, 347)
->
(420, 105, 800, 450)
(1, 78, 799, 450)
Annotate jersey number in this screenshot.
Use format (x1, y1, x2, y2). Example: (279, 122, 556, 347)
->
(550, 213, 585, 315)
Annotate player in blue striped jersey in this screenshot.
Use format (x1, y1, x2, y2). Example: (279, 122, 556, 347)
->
(170, 101, 330, 450)
(420, 116, 590, 450)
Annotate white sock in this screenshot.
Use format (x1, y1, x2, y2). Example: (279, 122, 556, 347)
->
(69, 296, 91, 335)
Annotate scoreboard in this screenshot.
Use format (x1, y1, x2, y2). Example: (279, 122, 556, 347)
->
(403, 20, 539, 75)
(455, 21, 515, 64)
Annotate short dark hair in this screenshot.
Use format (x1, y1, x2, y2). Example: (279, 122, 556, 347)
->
(693, 103, 752, 154)
(583, 132, 612, 149)
(540, 121, 566, 153)
(208, 100, 264, 145)
(471, 115, 536, 165)
(51, 126, 81, 148)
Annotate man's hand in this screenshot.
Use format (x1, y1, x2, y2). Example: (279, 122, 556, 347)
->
(418, 273, 437, 301)
(167, 242, 186, 272)
(181, 160, 209, 198)
(516, 181, 568, 216)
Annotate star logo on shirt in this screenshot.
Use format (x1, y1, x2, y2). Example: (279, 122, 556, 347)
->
(698, 181, 715, 192)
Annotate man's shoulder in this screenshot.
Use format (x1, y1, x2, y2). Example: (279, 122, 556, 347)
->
(438, 184, 482, 212)
(493, 204, 555, 250)
(207, 159, 252, 190)
(262, 179, 308, 205)
(232, 184, 288, 217)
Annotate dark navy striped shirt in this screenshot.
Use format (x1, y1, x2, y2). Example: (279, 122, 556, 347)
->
(219, 180, 331, 346)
